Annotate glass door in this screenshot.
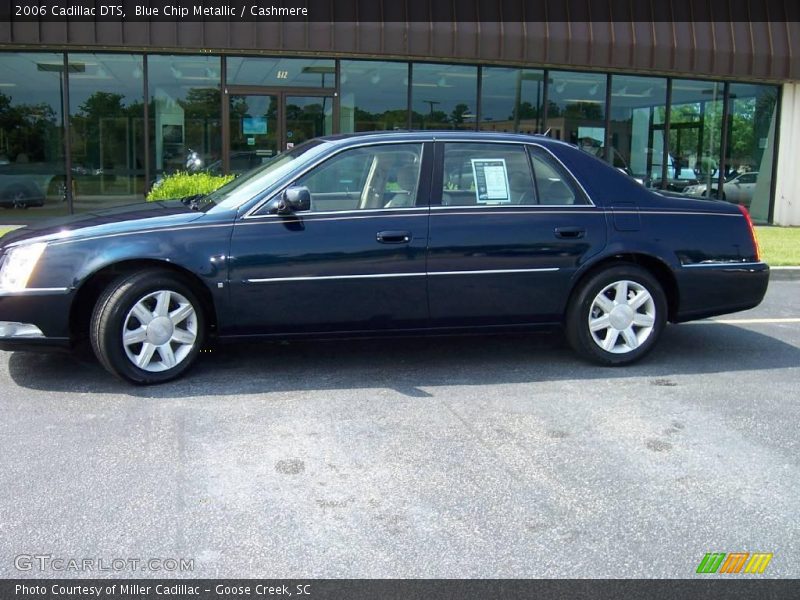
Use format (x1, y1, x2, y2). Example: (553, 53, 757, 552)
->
(227, 90, 334, 171)
(228, 93, 279, 174)
(284, 95, 334, 150)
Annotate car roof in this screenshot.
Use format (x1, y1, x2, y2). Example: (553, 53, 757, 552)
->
(317, 130, 576, 150)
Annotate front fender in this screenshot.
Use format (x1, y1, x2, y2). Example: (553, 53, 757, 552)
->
(27, 220, 234, 292)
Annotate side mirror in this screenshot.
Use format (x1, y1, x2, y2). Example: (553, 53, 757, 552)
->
(284, 186, 311, 212)
(267, 186, 311, 215)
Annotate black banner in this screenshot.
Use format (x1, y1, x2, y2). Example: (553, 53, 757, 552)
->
(2, 580, 800, 600)
(2, 0, 800, 23)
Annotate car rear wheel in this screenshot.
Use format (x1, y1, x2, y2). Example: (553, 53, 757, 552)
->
(90, 270, 205, 384)
(566, 264, 667, 365)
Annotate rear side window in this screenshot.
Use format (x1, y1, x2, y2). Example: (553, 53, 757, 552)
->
(528, 148, 586, 205)
(441, 143, 536, 206)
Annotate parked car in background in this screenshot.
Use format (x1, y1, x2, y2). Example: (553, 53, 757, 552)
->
(0, 132, 768, 384)
(683, 171, 759, 208)
(649, 154, 701, 192)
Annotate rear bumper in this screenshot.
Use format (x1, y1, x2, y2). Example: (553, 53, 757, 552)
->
(674, 261, 770, 322)
(0, 288, 74, 351)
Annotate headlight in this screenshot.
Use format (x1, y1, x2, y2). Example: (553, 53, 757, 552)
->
(0, 242, 47, 291)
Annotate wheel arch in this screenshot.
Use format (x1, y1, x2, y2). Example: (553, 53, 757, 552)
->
(568, 252, 680, 322)
(69, 258, 218, 342)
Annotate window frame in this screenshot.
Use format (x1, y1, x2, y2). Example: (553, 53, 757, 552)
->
(248, 140, 432, 218)
(429, 140, 594, 208)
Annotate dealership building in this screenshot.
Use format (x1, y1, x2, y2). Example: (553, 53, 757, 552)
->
(1, 10, 800, 225)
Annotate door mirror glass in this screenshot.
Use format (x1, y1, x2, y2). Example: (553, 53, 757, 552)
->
(284, 186, 311, 211)
(266, 186, 311, 214)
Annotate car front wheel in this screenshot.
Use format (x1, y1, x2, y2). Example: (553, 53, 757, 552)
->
(566, 264, 667, 365)
(90, 270, 205, 384)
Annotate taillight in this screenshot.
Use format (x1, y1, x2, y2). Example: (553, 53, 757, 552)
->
(737, 204, 761, 261)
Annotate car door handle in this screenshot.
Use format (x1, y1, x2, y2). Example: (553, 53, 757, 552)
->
(376, 230, 412, 244)
(554, 226, 586, 239)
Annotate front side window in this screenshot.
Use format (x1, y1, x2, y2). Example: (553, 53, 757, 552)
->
(292, 143, 423, 212)
(441, 143, 535, 206)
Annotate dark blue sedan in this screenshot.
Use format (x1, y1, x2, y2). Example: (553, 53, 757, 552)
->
(0, 132, 769, 384)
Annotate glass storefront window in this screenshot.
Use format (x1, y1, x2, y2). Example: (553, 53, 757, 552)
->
(68, 53, 145, 209)
(0, 52, 68, 220)
(226, 57, 335, 88)
(666, 79, 723, 193)
(340, 60, 408, 132)
(608, 74, 668, 187)
(546, 71, 607, 149)
(147, 55, 222, 180)
(726, 83, 778, 223)
(411, 63, 478, 130)
(480, 67, 545, 134)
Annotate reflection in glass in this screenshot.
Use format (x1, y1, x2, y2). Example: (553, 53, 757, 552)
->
(0, 52, 68, 220)
(608, 74, 668, 187)
(229, 94, 278, 174)
(68, 53, 145, 208)
(546, 71, 607, 147)
(411, 63, 478, 130)
(285, 95, 333, 150)
(340, 60, 408, 132)
(147, 55, 222, 180)
(227, 57, 335, 88)
(726, 83, 778, 223)
(480, 67, 545, 134)
(665, 79, 723, 193)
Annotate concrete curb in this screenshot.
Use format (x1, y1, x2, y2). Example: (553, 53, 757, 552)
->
(770, 267, 800, 281)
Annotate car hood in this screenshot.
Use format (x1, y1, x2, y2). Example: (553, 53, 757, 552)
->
(0, 201, 212, 248)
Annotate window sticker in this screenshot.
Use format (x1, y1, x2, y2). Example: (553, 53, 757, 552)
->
(471, 158, 511, 204)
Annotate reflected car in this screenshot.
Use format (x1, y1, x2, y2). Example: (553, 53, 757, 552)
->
(683, 171, 759, 208)
(0, 164, 66, 209)
(0, 132, 769, 384)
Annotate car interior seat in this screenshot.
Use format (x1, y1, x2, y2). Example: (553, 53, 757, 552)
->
(384, 165, 418, 208)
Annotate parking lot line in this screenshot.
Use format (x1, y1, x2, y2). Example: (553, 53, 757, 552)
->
(703, 317, 800, 324)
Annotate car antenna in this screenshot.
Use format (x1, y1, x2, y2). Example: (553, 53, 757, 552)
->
(542, 128, 551, 136)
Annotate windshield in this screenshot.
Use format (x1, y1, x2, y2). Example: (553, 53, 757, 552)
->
(203, 140, 330, 212)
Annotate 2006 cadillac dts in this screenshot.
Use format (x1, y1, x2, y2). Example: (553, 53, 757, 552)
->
(0, 132, 769, 384)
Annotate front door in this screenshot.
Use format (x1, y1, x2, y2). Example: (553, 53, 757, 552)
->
(226, 141, 433, 336)
(227, 90, 334, 173)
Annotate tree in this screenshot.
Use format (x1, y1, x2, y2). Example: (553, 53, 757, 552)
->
(450, 103, 470, 126)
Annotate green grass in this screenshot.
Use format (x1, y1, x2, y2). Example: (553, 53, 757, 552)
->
(0, 226, 15, 239)
(756, 226, 800, 266)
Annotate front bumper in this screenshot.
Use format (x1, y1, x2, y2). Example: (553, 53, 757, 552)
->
(0, 288, 73, 351)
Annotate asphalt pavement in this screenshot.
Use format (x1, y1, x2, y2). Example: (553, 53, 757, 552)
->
(0, 281, 798, 578)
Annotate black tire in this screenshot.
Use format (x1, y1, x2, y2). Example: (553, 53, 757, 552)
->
(90, 269, 206, 384)
(566, 264, 667, 366)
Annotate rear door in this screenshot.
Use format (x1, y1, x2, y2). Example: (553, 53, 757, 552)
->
(427, 141, 607, 326)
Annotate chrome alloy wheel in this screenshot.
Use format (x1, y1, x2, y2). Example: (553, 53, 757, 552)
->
(122, 290, 198, 372)
(588, 280, 656, 354)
